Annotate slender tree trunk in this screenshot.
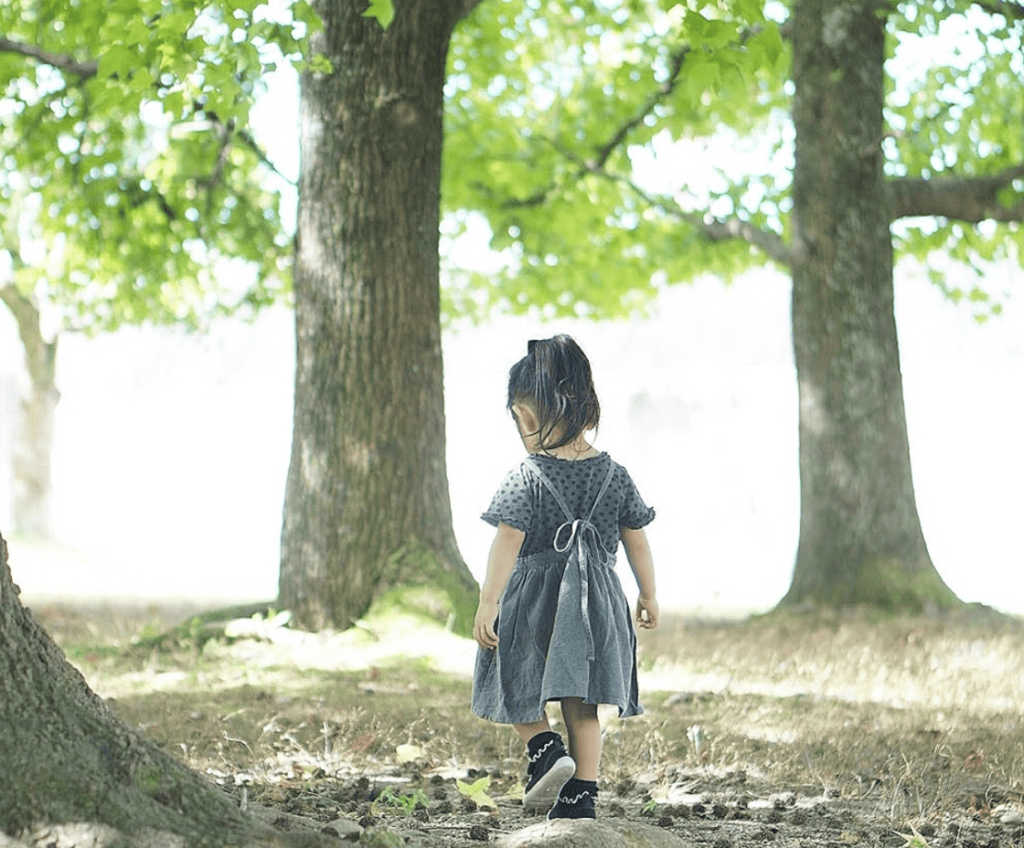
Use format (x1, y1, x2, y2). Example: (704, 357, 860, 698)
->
(0, 532, 261, 845)
(279, 1, 479, 632)
(0, 285, 58, 539)
(782, 0, 959, 611)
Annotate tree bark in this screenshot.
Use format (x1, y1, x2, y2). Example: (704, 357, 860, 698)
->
(781, 0, 959, 611)
(0, 532, 255, 845)
(0, 285, 58, 539)
(279, 1, 479, 631)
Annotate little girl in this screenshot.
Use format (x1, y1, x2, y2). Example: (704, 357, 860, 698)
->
(472, 334, 659, 820)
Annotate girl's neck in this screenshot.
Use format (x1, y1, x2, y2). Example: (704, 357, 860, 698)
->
(535, 438, 600, 461)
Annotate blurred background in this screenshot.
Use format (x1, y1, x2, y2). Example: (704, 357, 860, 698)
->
(3, 258, 1021, 616)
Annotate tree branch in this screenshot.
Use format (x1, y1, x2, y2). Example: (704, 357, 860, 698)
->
(123, 179, 178, 221)
(584, 164, 794, 267)
(500, 24, 766, 215)
(501, 45, 692, 211)
(237, 129, 296, 186)
(888, 163, 1024, 223)
(198, 118, 236, 200)
(0, 36, 97, 78)
(587, 46, 690, 174)
(0, 282, 57, 388)
(697, 214, 794, 265)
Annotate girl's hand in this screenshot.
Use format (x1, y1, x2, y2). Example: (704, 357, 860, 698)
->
(474, 599, 500, 650)
(636, 595, 660, 630)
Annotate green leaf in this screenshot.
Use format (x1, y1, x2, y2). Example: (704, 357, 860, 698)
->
(363, 0, 395, 30)
(161, 89, 187, 119)
(455, 776, 497, 809)
(97, 44, 135, 79)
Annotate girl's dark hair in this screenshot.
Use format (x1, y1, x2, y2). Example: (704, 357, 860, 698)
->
(507, 334, 600, 452)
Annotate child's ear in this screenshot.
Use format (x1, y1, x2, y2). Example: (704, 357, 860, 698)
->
(511, 403, 538, 432)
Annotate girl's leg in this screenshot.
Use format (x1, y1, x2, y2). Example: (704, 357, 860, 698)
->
(560, 697, 601, 781)
(513, 717, 552, 746)
(547, 699, 600, 819)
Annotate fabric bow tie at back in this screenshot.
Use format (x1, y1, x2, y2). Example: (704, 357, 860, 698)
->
(531, 459, 616, 663)
(553, 517, 611, 662)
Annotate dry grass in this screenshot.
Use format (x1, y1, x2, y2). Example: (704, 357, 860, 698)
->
(31, 601, 1024, 842)
(630, 609, 1024, 820)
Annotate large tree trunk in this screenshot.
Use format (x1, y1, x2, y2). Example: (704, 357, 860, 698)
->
(278, 1, 479, 632)
(0, 285, 58, 539)
(0, 532, 257, 845)
(781, 0, 959, 611)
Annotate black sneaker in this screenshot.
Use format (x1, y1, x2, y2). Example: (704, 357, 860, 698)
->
(547, 777, 597, 820)
(523, 732, 576, 812)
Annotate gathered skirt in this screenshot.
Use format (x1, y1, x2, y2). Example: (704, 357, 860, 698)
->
(471, 547, 642, 724)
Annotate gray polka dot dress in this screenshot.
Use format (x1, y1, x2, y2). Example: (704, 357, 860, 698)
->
(472, 452, 655, 724)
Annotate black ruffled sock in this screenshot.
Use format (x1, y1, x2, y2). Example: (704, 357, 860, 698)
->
(547, 777, 598, 820)
(526, 730, 562, 759)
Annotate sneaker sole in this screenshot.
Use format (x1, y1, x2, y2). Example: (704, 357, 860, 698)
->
(523, 756, 576, 811)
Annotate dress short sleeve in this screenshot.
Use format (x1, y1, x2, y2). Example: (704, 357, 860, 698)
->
(481, 465, 534, 533)
(618, 467, 655, 530)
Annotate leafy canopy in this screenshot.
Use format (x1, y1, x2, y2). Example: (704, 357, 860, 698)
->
(442, 0, 788, 321)
(0, 0, 318, 333)
(442, 0, 1023, 321)
(886, 0, 1024, 309)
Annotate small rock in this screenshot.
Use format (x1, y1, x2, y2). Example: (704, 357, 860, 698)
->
(499, 819, 697, 847)
(324, 817, 363, 839)
(360, 827, 406, 848)
(770, 792, 796, 809)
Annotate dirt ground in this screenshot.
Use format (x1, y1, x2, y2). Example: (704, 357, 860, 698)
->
(30, 601, 1024, 848)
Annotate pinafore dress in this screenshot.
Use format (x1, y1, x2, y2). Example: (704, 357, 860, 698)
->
(472, 456, 643, 724)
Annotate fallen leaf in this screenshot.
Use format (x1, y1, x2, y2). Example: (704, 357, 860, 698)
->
(396, 743, 425, 763)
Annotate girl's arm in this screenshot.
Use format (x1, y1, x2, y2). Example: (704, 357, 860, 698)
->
(622, 527, 659, 629)
(473, 522, 525, 649)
